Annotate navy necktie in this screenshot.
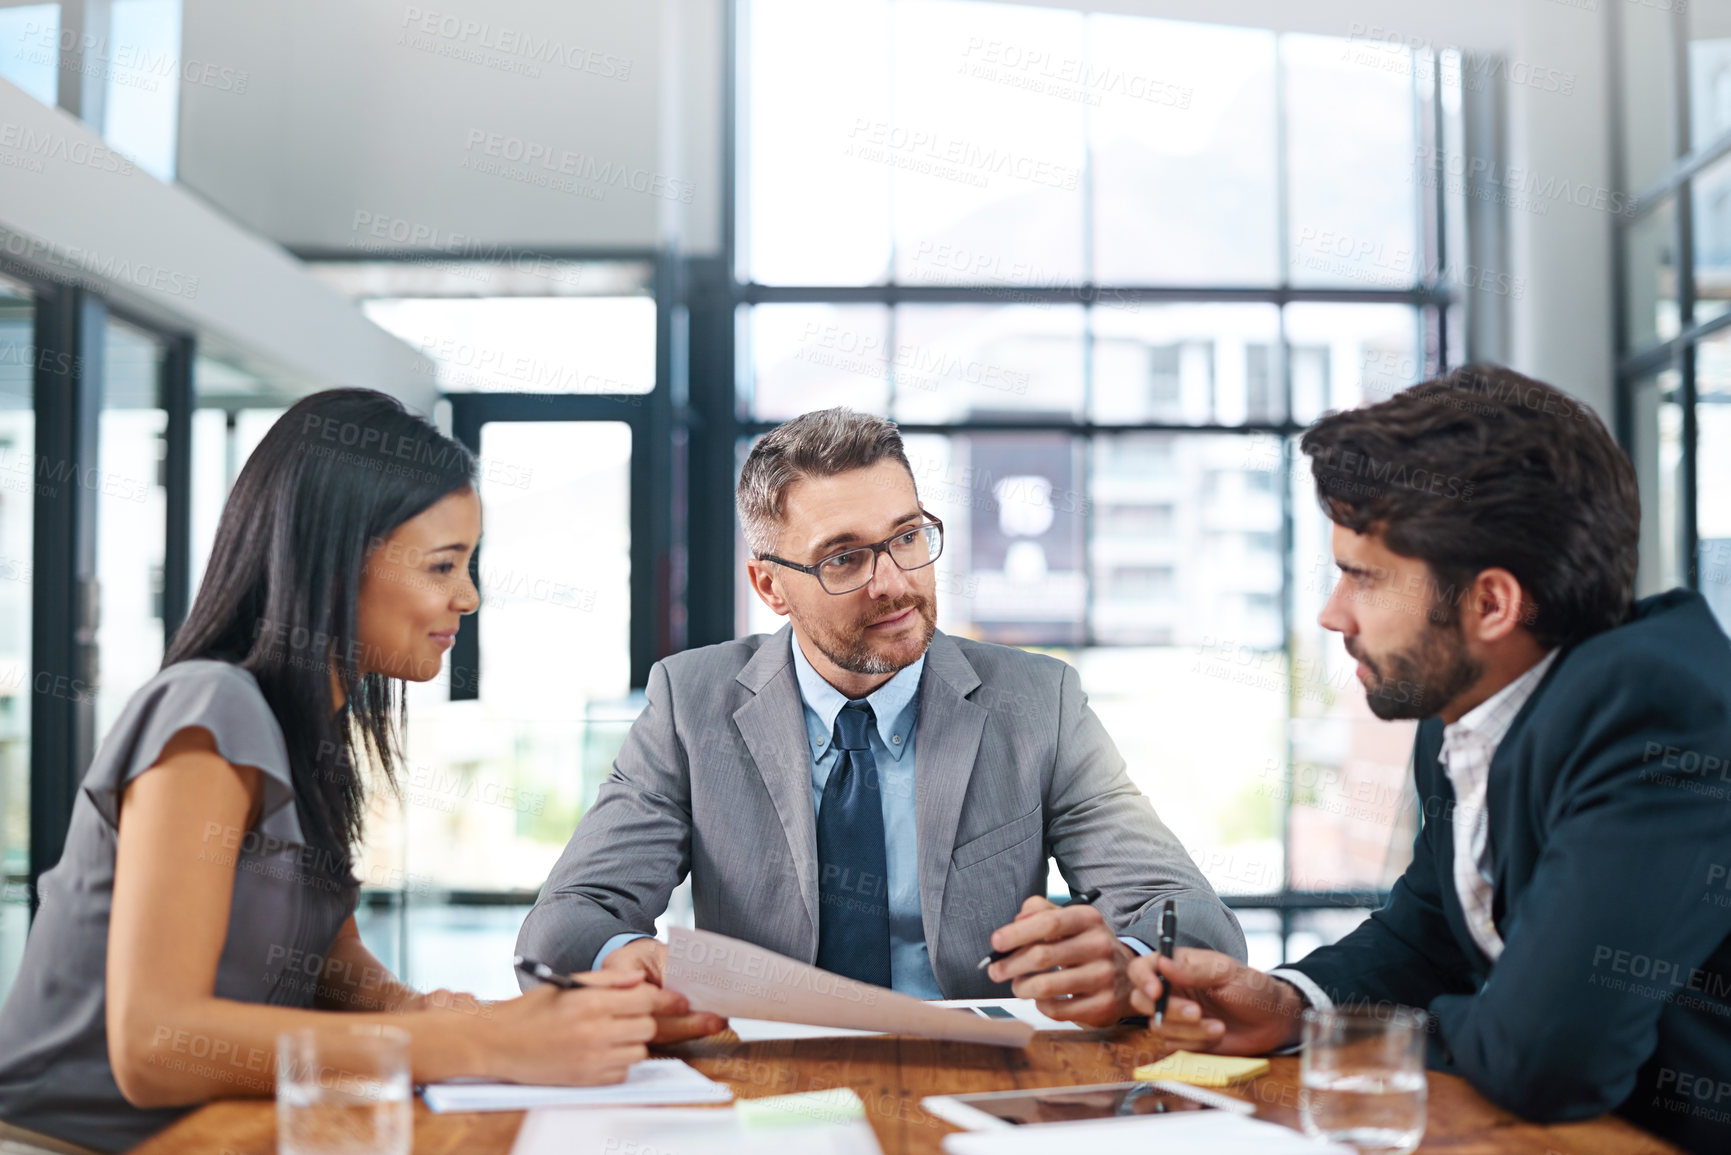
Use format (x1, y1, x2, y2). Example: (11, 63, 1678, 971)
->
(815, 700, 892, 986)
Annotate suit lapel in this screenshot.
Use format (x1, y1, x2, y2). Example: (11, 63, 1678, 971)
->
(733, 627, 821, 957)
(913, 631, 987, 967)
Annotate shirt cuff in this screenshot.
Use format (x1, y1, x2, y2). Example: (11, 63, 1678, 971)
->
(1269, 967, 1333, 1013)
(1267, 968, 1331, 1055)
(594, 932, 654, 971)
(1118, 935, 1153, 956)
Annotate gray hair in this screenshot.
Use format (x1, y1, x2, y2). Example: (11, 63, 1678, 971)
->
(736, 408, 915, 557)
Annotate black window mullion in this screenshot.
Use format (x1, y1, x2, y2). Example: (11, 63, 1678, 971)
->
(29, 286, 103, 916)
(161, 333, 195, 643)
(447, 397, 482, 703)
(1670, 3, 1700, 595)
(645, 253, 679, 674)
(1608, 0, 1633, 451)
(684, 257, 740, 651)
(1682, 347, 1700, 590)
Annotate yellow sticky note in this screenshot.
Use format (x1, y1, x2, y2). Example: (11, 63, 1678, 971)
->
(737, 1088, 866, 1129)
(1133, 1051, 1270, 1087)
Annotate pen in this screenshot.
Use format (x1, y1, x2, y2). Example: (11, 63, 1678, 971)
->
(514, 954, 593, 990)
(976, 887, 1103, 971)
(1153, 899, 1176, 1026)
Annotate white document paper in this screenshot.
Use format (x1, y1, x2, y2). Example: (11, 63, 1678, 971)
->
(729, 998, 1082, 1042)
(941, 1112, 1353, 1154)
(509, 1108, 885, 1155)
(422, 1058, 732, 1113)
(729, 1018, 881, 1042)
(664, 927, 1034, 1048)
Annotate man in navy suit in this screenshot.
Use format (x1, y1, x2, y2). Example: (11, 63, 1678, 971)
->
(1127, 364, 1731, 1154)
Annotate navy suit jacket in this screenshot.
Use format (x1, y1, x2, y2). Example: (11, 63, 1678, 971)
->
(1288, 590, 1731, 1154)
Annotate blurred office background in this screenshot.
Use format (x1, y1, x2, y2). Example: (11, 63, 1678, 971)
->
(0, 0, 1715, 1001)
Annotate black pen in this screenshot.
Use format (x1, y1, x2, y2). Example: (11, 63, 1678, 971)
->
(1153, 899, 1176, 1026)
(514, 954, 587, 990)
(976, 887, 1103, 971)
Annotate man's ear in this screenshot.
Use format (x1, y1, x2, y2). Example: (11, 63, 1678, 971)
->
(1465, 567, 1529, 643)
(745, 558, 792, 617)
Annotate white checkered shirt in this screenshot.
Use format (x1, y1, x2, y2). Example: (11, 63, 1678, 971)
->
(1272, 649, 1558, 1011)
(1436, 648, 1558, 963)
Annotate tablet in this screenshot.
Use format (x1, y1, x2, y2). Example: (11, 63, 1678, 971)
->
(922, 1080, 1256, 1131)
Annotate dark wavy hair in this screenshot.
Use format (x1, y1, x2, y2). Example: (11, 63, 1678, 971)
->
(1299, 363, 1639, 648)
(164, 388, 476, 875)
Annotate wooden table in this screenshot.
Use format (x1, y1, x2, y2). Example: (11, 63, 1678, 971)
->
(133, 1027, 1685, 1155)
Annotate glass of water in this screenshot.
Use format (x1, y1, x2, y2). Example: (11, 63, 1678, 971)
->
(1299, 1006, 1427, 1154)
(277, 1024, 413, 1155)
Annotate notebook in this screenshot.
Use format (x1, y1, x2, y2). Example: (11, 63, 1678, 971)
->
(422, 1058, 733, 1113)
(508, 1107, 884, 1155)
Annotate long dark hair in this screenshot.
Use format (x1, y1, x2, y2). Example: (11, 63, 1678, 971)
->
(165, 388, 476, 875)
(1299, 363, 1638, 648)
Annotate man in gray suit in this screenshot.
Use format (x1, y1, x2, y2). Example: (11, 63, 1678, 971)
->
(517, 408, 1243, 1035)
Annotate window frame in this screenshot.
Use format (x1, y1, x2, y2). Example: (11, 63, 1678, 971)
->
(1612, 1, 1715, 599)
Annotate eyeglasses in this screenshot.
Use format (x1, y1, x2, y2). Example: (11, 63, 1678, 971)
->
(758, 515, 945, 595)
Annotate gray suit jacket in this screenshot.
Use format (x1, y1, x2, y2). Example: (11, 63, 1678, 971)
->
(517, 626, 1245, 997)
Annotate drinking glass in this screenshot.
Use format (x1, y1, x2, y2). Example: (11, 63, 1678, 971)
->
(277, 1024, 413, 1155)
(1299, 1006, 1427, 1154)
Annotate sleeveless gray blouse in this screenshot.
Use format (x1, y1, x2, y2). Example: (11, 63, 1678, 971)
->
(0, 660, 360, 1152)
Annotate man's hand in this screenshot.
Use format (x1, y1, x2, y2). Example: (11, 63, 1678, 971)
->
(1126, 947, 1308, 1055)
(600, 937, 669, 985)
(597, 937, 728, 1043)
(985, 896, 1137, 1027)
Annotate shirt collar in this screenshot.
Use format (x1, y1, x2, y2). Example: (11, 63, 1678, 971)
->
(789, 631, 924, 761)
(1444, 647, 1559, 753)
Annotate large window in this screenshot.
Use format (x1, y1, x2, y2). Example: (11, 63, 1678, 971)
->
(0, 3, 59, 107)
(739, 0, 1469, 963)
(0, 0, 184, 181)
(1616, 2, 1731, 627)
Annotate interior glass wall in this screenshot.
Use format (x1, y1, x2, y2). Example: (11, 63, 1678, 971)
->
(0, 273, 32, 1002)
(93, 317, 168, 740)
(307, 261, 656, 995)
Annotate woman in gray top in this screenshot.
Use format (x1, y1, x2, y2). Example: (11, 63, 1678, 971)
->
(0, 390, 723, 1152)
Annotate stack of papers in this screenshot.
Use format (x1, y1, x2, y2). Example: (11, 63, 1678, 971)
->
(508, 1107, 884, 1155)
(423, 1058, 732, 1113)
(941, 1112, 1352, 1154)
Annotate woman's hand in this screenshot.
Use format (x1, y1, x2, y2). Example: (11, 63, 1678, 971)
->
(400, 988, 486, 1017)
(481, 976, 661, 1086)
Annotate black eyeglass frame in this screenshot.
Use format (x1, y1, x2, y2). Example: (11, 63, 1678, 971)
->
(757, 513, 946, 595)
